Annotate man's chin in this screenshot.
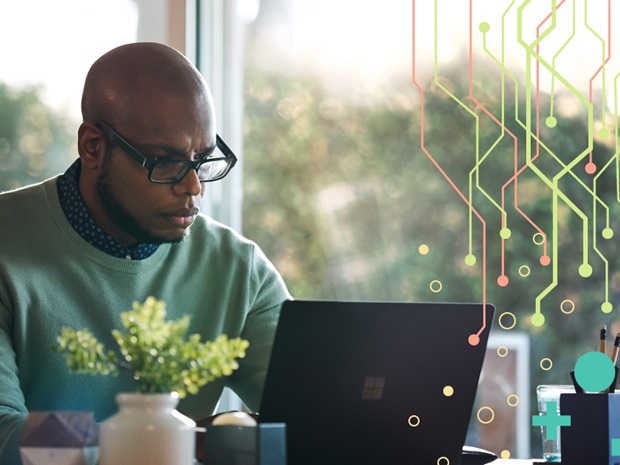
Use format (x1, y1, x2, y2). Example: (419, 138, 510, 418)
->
(167, 235, 186, 245)
(150, 227, 191, 245)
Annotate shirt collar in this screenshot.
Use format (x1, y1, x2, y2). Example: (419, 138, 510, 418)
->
(57, 159, 159, 260)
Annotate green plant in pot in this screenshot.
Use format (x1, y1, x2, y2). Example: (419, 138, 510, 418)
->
(53, 296, 250, 465)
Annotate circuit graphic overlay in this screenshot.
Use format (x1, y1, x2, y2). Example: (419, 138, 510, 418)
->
(413, 0, 619, 330)
(412, 1, 619, 459)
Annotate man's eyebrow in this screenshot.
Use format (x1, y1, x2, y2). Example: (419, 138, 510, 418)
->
(196, 144, 218, 159)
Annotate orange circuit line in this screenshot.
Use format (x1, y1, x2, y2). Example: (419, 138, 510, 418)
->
(412, 0, 488, 335)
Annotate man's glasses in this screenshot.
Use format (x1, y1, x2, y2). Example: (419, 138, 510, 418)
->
(95, 121, 237, 184)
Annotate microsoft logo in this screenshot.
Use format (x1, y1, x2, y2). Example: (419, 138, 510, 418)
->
(361, 376, 386, 400)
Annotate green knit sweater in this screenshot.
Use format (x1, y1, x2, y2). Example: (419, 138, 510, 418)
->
(0, 177, 291, 464)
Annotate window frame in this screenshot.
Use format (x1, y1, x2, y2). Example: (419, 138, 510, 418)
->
(190, 0, 245, 232)
(188, 0, 246, 411)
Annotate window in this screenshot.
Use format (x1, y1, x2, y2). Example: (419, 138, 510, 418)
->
(0, 0, 144, 192)
(238, 0, 618, 457)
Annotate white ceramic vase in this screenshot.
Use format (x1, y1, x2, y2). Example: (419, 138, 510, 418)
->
(99, 392, 196, 465)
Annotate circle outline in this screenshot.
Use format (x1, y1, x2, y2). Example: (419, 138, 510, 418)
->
(540, 358, 553, 371)
(430, 280, 443, 293)
(560, 300, 575, 314)
(476, 406, 495, 425)
(408, 415, 421, 427)
(498, 312, 517, 330)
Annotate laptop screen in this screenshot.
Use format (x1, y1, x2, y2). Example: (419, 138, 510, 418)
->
(258, 300, 494, 465)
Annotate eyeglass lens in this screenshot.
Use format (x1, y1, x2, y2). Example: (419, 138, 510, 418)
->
(150, 158, 233, 183)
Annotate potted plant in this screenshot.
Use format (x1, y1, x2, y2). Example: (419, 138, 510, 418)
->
(54, 296, 249, 465)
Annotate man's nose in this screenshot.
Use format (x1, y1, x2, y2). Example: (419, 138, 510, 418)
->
(173, 167, 202, 196)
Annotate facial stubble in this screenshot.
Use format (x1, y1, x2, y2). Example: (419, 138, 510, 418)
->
(96, 150, 187, 245)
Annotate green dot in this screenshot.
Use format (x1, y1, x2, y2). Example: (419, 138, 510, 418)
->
(602, 302, 613, 314)
(465, 254, 477, 266)
(500, 227, 512, 239)
(579, 264, 592, 277)
(479, 22, 490, 33)
(574, 351, 615, 392)
(603, 228, 614, 239)
(546, 116, 557, 128)
(531, 313, 545, 327)
(599, 128, 609, 138)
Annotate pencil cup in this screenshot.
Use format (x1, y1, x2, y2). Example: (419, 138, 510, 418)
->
(536, 385, 574, 462)
(559, 393, 620, 465)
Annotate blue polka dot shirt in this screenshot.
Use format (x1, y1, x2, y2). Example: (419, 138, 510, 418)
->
(56, 160, 159, 260)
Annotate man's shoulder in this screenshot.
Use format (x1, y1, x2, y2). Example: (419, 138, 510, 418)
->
(180, 214, 264, 266)
(0, 178, 59, 237)
(0, 178, 56, 205)
(192, 214, 254, 247)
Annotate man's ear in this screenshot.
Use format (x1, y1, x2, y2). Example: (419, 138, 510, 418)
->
(77, 121, 105, 169)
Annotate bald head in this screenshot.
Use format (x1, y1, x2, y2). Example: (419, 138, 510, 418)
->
(81, 42, 214, 128)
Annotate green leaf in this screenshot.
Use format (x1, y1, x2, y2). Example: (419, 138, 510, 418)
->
(52, 297, 249, 398)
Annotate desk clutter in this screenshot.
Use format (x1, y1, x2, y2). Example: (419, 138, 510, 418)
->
(19, 412, 98, 465)
(560, 393, 620, 465)
(204, 423, 286, 465)
(563, 325, 620, 465)
(544, 325, 620, 465)
(19, 410, 286, 465)
(536, 390, 620, 465)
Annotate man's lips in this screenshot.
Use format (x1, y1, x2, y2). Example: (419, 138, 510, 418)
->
(163, 208, 199, 228)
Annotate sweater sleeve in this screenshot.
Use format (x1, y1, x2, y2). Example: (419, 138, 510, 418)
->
(0, 301, 28, 465)
(226, 244, 291, 411)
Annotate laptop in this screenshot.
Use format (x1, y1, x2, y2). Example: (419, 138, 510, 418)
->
(258, 300, 495, 465)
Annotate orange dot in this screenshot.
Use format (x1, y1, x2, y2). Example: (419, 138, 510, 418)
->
(540, 255, 550, 266)
(468, 334, 480, 346)
(497, 275, 509, 287)
(585, 162, 597, 174)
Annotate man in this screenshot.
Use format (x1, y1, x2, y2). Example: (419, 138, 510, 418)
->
(0, 42, 290, 464)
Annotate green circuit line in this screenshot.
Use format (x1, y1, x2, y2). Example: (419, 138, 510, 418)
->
(548, 0, 576, 120)
(517, 0, 597, 324)
(425, 0, 616, 323)
(583, 0, 608, 126)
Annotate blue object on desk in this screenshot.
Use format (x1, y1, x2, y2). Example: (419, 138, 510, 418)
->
(203, 423, 286, 465)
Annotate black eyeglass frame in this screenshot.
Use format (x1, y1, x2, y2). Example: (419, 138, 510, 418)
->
(95, 120, 238, 184)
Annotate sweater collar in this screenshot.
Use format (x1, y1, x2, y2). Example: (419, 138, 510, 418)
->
(56, 160, 159, 260)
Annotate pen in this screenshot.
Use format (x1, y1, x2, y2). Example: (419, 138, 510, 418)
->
(611, 367, 619, 393)
(612, 333, 620, 365)
(600, 324, 607, 355)
(570, 370, 584, 393)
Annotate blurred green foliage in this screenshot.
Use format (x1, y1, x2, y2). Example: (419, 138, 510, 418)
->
(54, 297, 249, 398)
(0, 83, 75, 192)
(243, 58, 620, 322)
